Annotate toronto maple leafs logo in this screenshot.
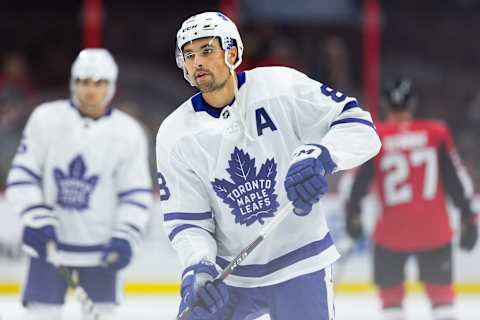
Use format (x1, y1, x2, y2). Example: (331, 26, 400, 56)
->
(54, 155, 99, 211)
(212, 147, 279, 226)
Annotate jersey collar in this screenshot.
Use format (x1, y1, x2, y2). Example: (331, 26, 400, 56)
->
(191, 71, 246, 118)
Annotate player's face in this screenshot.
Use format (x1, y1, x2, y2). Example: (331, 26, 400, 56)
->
(75, 79, 109, 118)
(182, 37, 232, 93)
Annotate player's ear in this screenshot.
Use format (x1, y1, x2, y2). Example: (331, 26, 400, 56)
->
(227, 47, 238, 65)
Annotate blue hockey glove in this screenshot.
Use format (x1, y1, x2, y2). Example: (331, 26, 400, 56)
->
(101, 237, 132, 271)
(178, 260, 229, 319)
(22, 224, 57, 260)
(284, 144, 336, 216)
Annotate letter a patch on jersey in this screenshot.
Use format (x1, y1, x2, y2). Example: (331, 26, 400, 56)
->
(255, 107, 277, 136)
(211, 147, 279, 226)
(54, 155, 99, 211)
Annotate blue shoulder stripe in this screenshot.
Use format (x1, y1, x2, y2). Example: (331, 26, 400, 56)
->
(168, 224, 214, 241)
(330, 118, 375, 129)
(164, 211, 212, 221)
(341, 100, 361, 113)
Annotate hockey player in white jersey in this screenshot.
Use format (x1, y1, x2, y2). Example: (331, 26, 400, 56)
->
(156, 12, 381, 320)
(6, 48, 153, 320)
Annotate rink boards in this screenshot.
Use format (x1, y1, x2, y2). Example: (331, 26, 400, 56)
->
(0, 194, 479, 295)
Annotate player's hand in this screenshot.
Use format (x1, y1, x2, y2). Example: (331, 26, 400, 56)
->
(22, 224, 57, 260)
(284, 144, 336, 216)
(101, 237, 132, 271)
(460, 215, 478, 251)
(345, 210, 364, 240)
(178, 260, 229, 319)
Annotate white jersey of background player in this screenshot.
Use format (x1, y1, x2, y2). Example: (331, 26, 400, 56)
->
(6, 49, 152, 320)
(157, 12, 381, 320)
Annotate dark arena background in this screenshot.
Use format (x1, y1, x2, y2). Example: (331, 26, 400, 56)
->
(0, 0, 479, 319)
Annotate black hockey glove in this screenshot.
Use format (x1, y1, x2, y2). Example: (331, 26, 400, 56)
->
(345, 202, 364, 240)
(460, 215, 478, 251)
(346, 212, 364, 240)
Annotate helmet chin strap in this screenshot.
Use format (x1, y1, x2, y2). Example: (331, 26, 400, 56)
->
(227, 54, 254, 143)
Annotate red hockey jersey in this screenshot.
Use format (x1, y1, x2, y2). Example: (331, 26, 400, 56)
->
(348, 119, 473, 250)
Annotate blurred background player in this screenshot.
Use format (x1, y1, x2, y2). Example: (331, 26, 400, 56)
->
(344, 78, 478, 320)
(157, 11, 380, 320)
(5, 48, 153, 320)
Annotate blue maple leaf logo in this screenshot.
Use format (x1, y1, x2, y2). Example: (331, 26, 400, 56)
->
(212, 147, 279, 226)
(53, 155, 99, 211)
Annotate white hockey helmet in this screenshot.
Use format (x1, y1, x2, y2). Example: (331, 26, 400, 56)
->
(175, 12, 244, 73)
(70, 48, 118, 107)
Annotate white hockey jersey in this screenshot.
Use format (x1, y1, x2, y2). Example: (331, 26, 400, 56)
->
(156, 67, 381, 287)
(6, 100, 153, 266)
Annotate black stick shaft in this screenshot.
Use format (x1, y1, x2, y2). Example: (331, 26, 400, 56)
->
(177, 236, 264, 320)
(176, 202, 294, 320)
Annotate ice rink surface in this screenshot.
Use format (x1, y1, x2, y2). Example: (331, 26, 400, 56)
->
(0, 293, 479, 320)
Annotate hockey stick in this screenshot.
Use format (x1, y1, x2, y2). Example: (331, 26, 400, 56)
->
(177, 202, 295, 320)
(46, 242, 103, 320)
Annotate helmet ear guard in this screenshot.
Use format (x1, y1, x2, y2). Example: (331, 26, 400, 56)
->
(175, 46, 184, 69)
